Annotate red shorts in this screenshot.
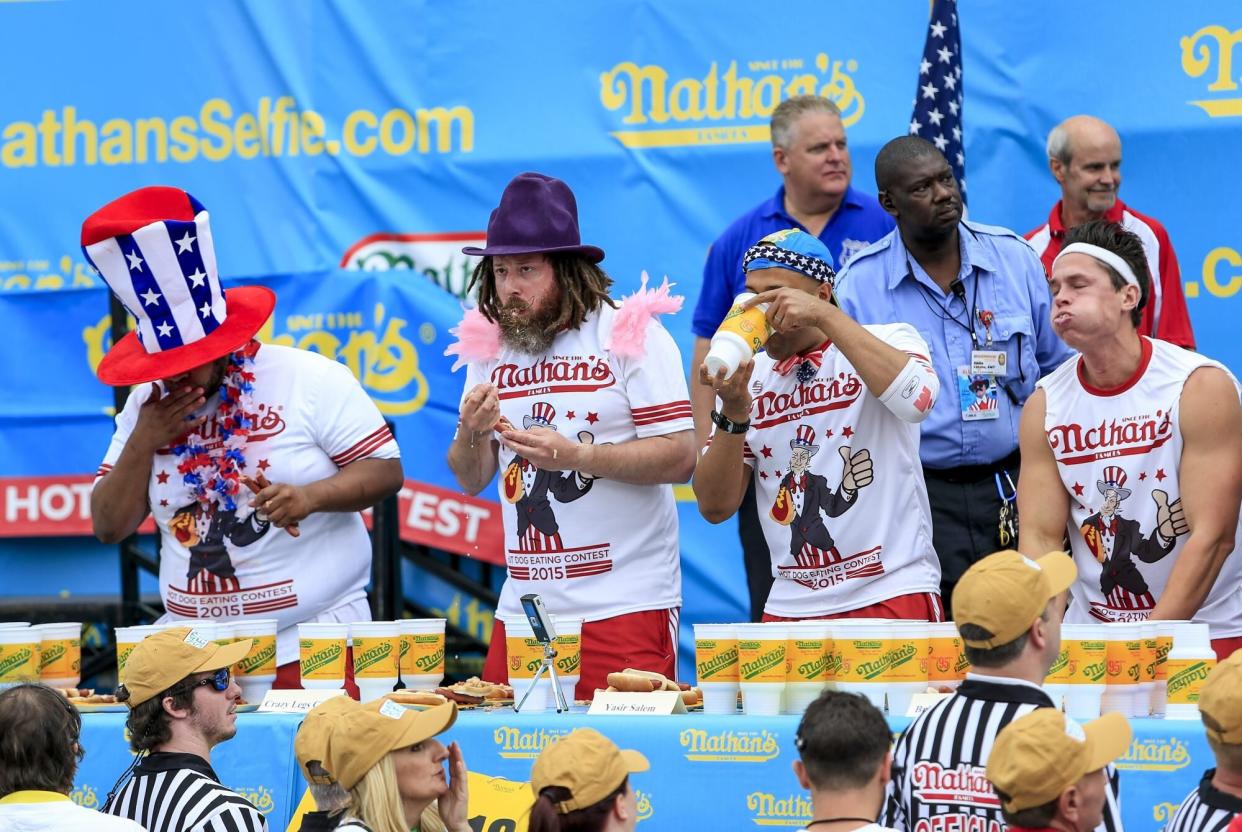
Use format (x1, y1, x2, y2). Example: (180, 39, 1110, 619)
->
(761, 591, 945, 623)
(1212, 635, 1242, 662)
(274, 646, 360, 699)
(484, 608, 679, 699)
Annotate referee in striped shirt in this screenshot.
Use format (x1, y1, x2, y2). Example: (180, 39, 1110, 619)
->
(1166, 650, 1242, 832)
(104, 625, 268, 832)
(881, 550, 1125, 832)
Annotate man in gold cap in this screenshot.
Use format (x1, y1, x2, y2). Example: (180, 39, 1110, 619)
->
(1166, 651, 1242, 831)
(882, 551, 1121, 832)
(102, 625, 266, 830)
(986, 708, 1132, 832)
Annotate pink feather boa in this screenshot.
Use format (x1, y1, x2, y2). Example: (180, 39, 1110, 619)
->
(443, 272, 683, 368)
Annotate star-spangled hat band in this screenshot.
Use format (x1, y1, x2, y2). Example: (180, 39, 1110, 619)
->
(1052, 242, 1142, 289)
(742, 231, 837, 288)
(81, 186, 275, 386)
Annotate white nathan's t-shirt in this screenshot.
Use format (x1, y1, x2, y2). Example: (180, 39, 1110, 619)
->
(724, 323, 942, 617)
(96, 344, 400, 663)
(1039, 336, 1242, 637)
(462, 305, 692, 621)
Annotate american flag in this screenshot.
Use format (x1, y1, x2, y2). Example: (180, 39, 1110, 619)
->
(909, 0, 966, 204)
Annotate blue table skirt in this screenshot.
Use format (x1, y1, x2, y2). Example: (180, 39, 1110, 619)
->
(76, 710, 1207, 830)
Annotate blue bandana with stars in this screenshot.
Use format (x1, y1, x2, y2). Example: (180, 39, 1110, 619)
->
(742, 229, 837, 288)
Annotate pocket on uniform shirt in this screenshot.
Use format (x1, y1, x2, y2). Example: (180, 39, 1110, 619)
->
(991, 314, 1036, 390)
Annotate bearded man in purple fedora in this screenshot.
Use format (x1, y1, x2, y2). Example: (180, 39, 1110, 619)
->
(446, 172, 696, 696)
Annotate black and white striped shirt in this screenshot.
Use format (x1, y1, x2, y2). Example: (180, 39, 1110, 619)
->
(1165, 771, 1242, 832)
(298, 810, 373, 831)
(105, 751, 268, 832)
(881, 674, 1124, 832)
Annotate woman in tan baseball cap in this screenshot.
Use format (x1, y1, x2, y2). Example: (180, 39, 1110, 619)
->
(294, 697, 469, 832)
(528, 728, 649, 832)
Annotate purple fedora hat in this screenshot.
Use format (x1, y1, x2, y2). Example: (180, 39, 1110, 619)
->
(462, 172, 605, 263)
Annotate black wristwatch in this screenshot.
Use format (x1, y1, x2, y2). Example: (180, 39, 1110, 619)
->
(711, 409, 750, 435)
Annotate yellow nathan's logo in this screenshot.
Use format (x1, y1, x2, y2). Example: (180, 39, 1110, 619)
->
(1180, 25, 1242, 117)
(233, 785, 275, 814)
(492, 726, 571, 759)
(1153, 801, 1182, 825)
(83, 301, 430, 416)
(599, 53, 864, 148)
(635, 789, 654, 822)
(746, 791, 813, 827)
(680, 728, 780, 762)
(1116, 737, 1191, 773)
(1185, 245, 1242, 301)
(70, 785, 99, 808)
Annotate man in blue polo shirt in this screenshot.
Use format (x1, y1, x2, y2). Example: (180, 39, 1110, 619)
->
(835, 136, 1071, 613)
(691, 95, 894, 621)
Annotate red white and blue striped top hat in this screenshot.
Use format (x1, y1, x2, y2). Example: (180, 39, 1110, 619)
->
(789, 424, 820, 454)
(1096, 465, 1131, 500)
(81, 186, 276, 386)
(522, 402, 557, 430)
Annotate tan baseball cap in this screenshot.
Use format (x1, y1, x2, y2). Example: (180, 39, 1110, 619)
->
(1199, 649, 1242, 745)
(987, 708, 1132, 813)
(121, 626, 253, 707)
(953, 550, 1077, 648)
(294, 697, 458, 790)
(530, 728, 649, 813)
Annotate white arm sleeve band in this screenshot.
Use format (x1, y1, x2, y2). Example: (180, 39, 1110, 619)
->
(878, 355, 940, 423)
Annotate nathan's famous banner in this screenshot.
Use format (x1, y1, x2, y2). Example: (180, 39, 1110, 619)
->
(3, 1, 1241, 669)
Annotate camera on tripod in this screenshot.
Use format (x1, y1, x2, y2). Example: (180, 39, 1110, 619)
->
(514, 593, 570, 713)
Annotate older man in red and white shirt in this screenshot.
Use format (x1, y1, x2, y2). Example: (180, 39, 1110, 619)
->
(1026, 114, 1195, 349)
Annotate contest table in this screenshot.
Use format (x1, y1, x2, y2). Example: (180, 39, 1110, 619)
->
(76, 710, 1209, 830)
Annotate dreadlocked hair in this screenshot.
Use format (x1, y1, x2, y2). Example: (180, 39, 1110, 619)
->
(467, 253, 616, 331)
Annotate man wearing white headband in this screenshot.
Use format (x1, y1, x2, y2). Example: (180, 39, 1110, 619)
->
(1018, 220, 1242, 660)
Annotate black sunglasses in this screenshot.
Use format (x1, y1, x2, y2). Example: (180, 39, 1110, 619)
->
(184, 667, 231, 693)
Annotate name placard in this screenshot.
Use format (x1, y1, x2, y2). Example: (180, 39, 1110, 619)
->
(588, 690, 687, 716)
(258, 688, 348, 713)
(905, 691, 953, 717)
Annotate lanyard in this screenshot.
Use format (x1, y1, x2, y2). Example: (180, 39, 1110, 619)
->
(910, 256, 985, 348)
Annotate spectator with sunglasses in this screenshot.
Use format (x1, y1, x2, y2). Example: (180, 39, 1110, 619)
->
(104, 625, 267, 831)
(0, 682, 144, 830)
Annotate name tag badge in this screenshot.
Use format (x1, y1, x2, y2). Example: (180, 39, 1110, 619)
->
(957, 366, 999, 421)
(970, 349, 1008, 377)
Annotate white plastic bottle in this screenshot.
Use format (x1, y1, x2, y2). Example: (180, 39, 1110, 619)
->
(703, 293, 772, 379)
(1165, 621, 1216, 720)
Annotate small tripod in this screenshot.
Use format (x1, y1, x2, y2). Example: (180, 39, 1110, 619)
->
(514, 640, 570, 713)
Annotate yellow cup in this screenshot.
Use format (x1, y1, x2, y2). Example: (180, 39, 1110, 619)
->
(554, 632, 581, 678)
(506, 635, 545, 680)
(718, 298, 772, 354)
(298, 623, 348, 688)
(786, 635, 829, 684)
(36, 623, 82, 685)
(352, 635, 400, 680)
(737, 635, 787, 683)
(695, 636, 740, 683)
(837, 633, 894, 685)
(1166, 658, 1216, 706)
(1105, 631, 1142, 688)
(928, 632, 966, 684)
(0, 629, 40, 686)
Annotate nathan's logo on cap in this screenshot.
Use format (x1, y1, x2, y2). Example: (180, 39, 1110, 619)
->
(679, 728, 780, 763)
(745, 790, 813, 827)
(493, 726, 571, 759)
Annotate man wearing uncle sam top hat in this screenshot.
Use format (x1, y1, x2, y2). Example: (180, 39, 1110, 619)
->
(695, 228, 944, 622)
(87, 186, 403, 688)
(446, 172, 695, 697)
(1017, 219, 1242, 661)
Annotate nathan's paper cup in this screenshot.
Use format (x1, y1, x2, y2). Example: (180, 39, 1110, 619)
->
(298, 623, 349, 690)
(927, 623, 966, 690)
(0, 626, 40, 689)
(1136, 622, 1158, 718)
(397, 619, 446, 690)
(783, 622, 830, 714)
(703, 294, 772, 379)
(694, 624, 740, 714)
(351, 621, 401, 703)
(1166, 621, 1216, 719)
(833, 620, 893, 712)
(36, 622, 82, 689)
(550, 616, 582, 705)
(1060, 624, 1107, 719)
(1150, 620, 1178, 717)
(736, 623, 787, 716)
(231, 619, 277, 703)
(1101, 623, 1143, 716)
(505, 617, 552, 713)
(885, 621, 930, 716)
(115, 625, 163, 679)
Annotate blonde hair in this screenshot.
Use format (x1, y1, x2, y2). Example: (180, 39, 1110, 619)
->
(345, 753, 447, 832)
